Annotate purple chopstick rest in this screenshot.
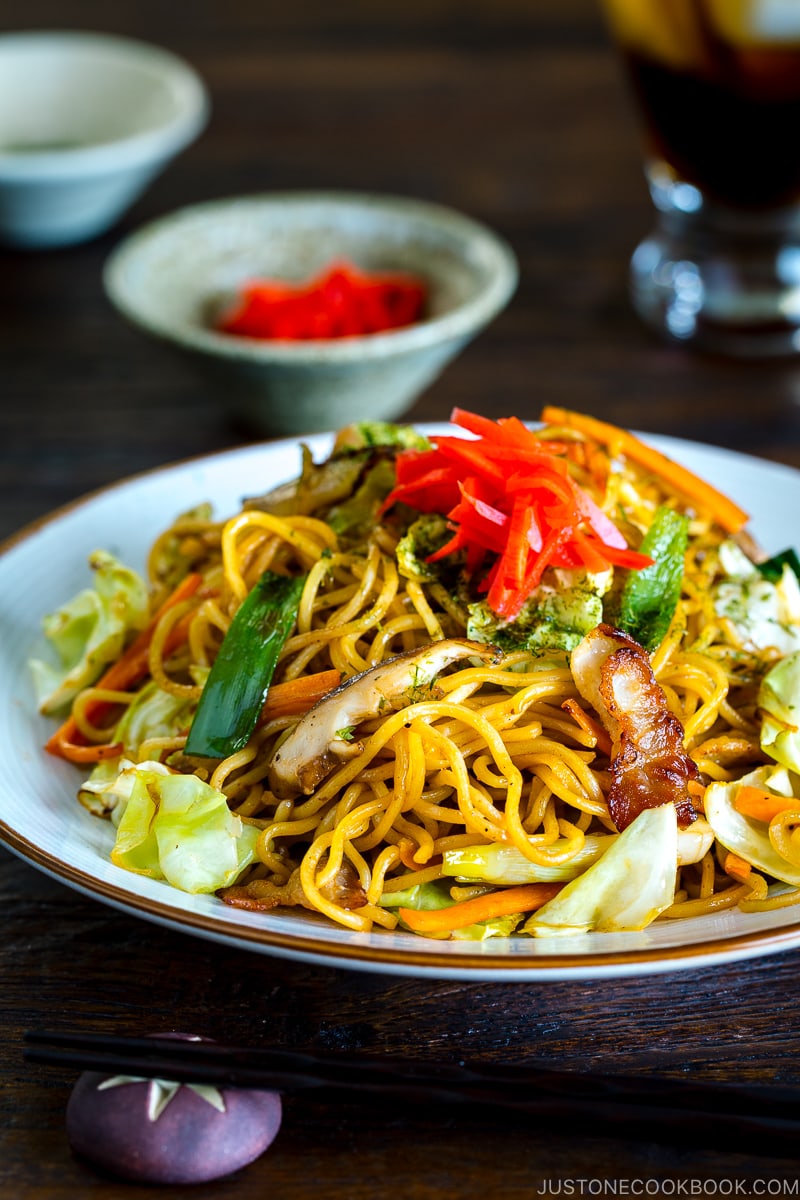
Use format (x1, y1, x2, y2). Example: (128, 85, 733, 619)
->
(65, 1034, 282, 1184)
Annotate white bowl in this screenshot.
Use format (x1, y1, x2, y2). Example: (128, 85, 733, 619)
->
(0, 31, 209, 248)
(103, 191, 519, 435)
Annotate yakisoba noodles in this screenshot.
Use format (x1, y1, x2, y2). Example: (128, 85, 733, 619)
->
(35, 408, 800, 939)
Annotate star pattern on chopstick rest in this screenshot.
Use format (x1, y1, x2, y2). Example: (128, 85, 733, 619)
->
(97, 1075, 227, 1120)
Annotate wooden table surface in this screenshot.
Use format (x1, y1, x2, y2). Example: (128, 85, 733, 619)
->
(2, 1, 800, 1195)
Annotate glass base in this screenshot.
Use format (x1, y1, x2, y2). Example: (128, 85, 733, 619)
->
(630, 182, 800, 357)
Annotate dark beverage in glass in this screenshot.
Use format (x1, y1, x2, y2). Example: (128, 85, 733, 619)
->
(603, 0, 800, 355)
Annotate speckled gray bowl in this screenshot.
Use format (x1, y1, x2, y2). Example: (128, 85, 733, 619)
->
(103, 191, 518, 435)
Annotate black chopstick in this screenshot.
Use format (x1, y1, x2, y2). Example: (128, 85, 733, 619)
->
(24, 1029, 800, 1158)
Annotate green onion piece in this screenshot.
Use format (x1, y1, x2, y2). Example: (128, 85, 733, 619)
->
(758, 548, 800, 584)
(616, 506, 689, 651)
(185, 570, 306, 759)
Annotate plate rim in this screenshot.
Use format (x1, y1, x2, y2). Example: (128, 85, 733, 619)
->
(4, 816, 800, 980)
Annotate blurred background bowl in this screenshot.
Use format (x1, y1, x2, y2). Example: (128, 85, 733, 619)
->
(0, 31, 209, 249)
(103, 190, 519, 436)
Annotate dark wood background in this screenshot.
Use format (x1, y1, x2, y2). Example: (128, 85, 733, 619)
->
(2, 1, 799, 1195)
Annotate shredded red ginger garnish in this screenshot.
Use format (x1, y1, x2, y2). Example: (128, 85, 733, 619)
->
(380, 407, 653, 621)
(218, 261, 426, 341)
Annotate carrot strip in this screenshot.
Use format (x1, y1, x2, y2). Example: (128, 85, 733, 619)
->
(96, 573, 204, 693)
(561, 698, 613, 757)
(259, 668, 342, 723)
(733, 785, 800, 824)
(45, 572, 204, 763)
(399, 882, 562, 933)
(540, 406, 749, 534)
(44, 737, 126, 764)
(723, 851, 752, 881)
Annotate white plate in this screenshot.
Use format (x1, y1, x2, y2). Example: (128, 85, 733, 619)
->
(3, 427, 800, 980)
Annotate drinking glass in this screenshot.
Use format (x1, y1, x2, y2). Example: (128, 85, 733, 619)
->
(602, 0, 800, 355)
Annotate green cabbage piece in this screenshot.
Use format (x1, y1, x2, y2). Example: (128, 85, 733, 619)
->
(467, 569, 610, 654)
(396, 514, 453, 581)
(451, 913, 524, 940)
(78, 757, 134, 816)
(78, 683, 198, 816)
(704, 764, 800, 888)
(379, 881, 452, 912)
(109, 764, 259, 894)
(442, 836, 616, 885)
(30, 550, 149, 716)
(80, 757, 170, 819)
(443, 823, 713, 886)
(523, 804, 678, 936)
(713, 564, 800, 655)
(333, 422, 430, 452)
(326, 459, 397, 541)
(115, 679, 196, 752)
(718, 539, 758, 579)
(378, 880, 523, 940)
(759, 652, 800, 774)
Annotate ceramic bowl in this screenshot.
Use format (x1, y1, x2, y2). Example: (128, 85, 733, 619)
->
(102, 191, 519, 435)
(0, 31, 209, 248)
